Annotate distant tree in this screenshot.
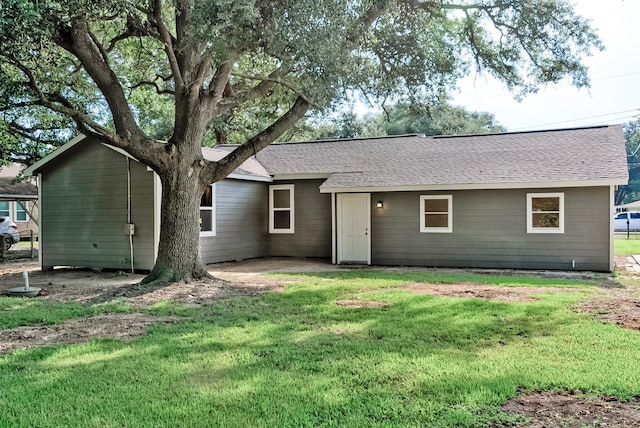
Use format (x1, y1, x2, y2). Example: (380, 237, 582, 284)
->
(615, 118, 640, 205)
(0, 0, 602, 283)
(376, 103, 505, 136)
(303, 102, 505, 140)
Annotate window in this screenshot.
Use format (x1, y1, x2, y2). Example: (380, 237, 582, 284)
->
(269, 184, 294, 233)
(199, 184, 216, 236)
(0, 202, 9, 218)
(15, 202, 28, 222)
(527, 192, 564, 233)
(420, 195, 452, 233)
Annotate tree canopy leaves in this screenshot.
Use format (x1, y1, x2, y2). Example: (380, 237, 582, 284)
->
(0, 0, 602, 168)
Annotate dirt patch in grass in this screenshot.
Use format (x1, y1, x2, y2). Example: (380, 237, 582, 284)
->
(336, 299, 390, 308)
(579, 293, 640, 331)
(401, 283, 580, 302)
(0, 313, 178, 353)
(0, 260, 287, 353)
(498, 391, 640, 427)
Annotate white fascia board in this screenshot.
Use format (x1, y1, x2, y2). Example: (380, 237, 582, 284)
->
(272, 173, 331, 180)
(24, 134, 86, 176)
(319, 179, 626, 193)
(227, 173, 273, 182)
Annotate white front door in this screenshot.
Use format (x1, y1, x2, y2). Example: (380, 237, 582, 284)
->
(337, 193, 370, 264)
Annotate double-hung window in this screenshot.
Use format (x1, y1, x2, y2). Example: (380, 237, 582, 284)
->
(420, 195, 453, 233)
(199, 184, 216, 236)
(527, 192, 564, 233)
(15, 202, 28, 222)
(0, 202, 10, 218)
(269, 184, 294, 233)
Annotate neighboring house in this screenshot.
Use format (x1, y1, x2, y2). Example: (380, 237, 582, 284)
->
(24, 125, 628, 272)
(616, 200, 640, 212)
(0, 164, 38, 238)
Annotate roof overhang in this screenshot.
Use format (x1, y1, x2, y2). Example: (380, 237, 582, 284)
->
(227, 173, 272, 182)
(271, 173, 332, 181)
(0, 194, 38, 200)
(25, 135, 273, 183)
(319, 178, 627, 193)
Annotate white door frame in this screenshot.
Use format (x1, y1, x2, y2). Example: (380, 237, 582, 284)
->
(336, 193, 371, 264)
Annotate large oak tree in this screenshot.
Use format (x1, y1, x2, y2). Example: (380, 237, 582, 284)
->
(0, 0, 601, 283)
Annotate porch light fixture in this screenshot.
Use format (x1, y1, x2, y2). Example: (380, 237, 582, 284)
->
(376, 201, 383, 208)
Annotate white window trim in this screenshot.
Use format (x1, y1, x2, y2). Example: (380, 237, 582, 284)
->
(527, 192, 564, 234)
(420, 195, 453, 233)
(200, 184, 216, 237)
(14, 201, 29, 223)
(0, 201, 11, 219)
(269, 184, 295, 234)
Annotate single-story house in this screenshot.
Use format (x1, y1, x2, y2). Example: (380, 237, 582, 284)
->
(0, 164, 38, 238)
(24, 125, 628, 272)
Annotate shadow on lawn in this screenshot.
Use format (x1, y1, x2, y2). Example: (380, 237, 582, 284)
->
(0, 283, 582, 426)
(278, 269, 624, 289)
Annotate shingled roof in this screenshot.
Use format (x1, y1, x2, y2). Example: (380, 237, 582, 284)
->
(0, 164, 37, 199)
(250, 125, 628, 191)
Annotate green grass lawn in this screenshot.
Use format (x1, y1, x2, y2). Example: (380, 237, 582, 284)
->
(615, 235, 640, 256)
(1, 271, 639, 427)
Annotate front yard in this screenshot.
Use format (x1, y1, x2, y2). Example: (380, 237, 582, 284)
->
(1, 255, 640, 427)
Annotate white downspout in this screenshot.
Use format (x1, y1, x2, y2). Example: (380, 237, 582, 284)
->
(127, 157, 134, 273)
(331, 192, 336, 264)
(37, 173, 43, 268)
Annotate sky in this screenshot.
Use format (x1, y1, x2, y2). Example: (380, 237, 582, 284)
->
(450, 0, 640, 131)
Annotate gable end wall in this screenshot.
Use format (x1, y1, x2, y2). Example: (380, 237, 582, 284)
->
(40, 140, 155, 270)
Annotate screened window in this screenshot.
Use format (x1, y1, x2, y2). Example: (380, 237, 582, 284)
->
(527, 192, 564, 233)
(199, 184, 216, 236)
(0, 202, 9, 218)
(15, 202, 28, 222)
(420, 195, 452, 233)
(269, 184, 294, 233)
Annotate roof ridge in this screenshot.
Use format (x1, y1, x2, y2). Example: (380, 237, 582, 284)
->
(215, 133, 426, 148)
(432, 125, 613, 139)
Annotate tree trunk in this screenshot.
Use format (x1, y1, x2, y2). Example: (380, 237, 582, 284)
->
(141, 163, 209, 284)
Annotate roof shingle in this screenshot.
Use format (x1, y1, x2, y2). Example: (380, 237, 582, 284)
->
(249, 125, 628, 189)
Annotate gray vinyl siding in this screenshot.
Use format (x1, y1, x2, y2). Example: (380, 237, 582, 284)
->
(40, 141, 155, 270)
(371, 187, 611, 271)
(269, 179, 331, 258)
(199, 179, 269, 264)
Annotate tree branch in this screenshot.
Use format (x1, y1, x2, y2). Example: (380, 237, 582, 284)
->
(130, 79, 175, 95)
(149, 0, 184, 91)
(216, 66, 291, 115)
(207, 57, 237, 100)
(229, 72, 318, 108)
(53, 18, 144, 141)
(207, 96, 310, 181)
